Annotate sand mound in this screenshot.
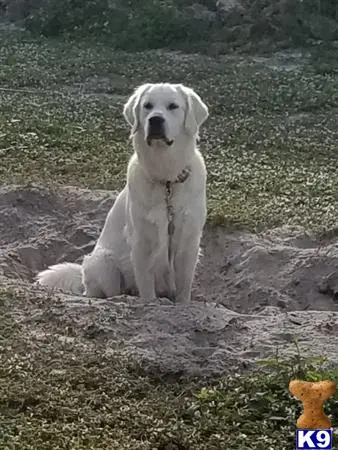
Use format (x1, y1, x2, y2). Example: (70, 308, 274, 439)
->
(1, 184, 337, 376)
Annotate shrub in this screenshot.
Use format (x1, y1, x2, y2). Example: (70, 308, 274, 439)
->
(24, 0, 129, 38)
(14, 0, 338, 52)
(23, 0, 216, 50)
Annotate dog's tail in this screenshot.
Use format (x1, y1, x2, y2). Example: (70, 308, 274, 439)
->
(36, 262, 83, 295)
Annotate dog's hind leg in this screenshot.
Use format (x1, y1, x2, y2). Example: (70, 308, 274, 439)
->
(82, 249, 122, 298)
(83, 267, 121, 298)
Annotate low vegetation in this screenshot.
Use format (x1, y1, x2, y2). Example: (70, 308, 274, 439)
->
(1, 30, 337, 231)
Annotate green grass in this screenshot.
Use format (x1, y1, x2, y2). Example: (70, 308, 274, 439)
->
(1, 30, 338, 449)
(0, 288, 337, 450)
(1, 32, 338, 231)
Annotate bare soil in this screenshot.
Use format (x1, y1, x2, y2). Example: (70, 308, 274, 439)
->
(1, 184, 337, 377)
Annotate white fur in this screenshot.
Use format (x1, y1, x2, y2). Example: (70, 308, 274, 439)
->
(36, 83, 209, 302)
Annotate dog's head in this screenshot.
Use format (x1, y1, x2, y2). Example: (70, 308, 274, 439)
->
(123, 83, 208, 148)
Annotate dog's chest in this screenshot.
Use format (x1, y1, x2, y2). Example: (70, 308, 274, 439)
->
(146, 181, 187, 229)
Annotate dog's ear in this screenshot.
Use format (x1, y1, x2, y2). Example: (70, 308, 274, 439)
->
(123, 83, 153, 135)
(177, 85, 209, 137)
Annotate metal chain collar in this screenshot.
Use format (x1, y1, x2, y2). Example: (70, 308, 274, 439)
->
(163, 167, 191, 264)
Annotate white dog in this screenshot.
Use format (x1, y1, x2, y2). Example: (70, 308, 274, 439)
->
(36, 83, 209, 303)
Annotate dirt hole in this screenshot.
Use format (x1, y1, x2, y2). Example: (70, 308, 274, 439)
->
(1, 184, 338, 375)
(1, 184, 337, 314)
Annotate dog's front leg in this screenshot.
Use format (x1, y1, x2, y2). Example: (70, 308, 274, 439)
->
(127, 165, 165, 300)
(174, 234, 201, 303)
(130, 226, 157, 300)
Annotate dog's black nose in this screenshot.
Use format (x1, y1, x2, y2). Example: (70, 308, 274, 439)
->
(149, 115, 165, 133)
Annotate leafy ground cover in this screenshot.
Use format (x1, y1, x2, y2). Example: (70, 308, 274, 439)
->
(1, 32, 338, 231)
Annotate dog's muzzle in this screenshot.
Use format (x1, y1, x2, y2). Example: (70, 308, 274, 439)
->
(147, 116, 173, 146)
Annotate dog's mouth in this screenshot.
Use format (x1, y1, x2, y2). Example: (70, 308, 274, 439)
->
(146, 135, 174, 147)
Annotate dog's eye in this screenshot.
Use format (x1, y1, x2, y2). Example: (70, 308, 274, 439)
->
(168, 103, 179, 111)
(144, 102, 153, 110)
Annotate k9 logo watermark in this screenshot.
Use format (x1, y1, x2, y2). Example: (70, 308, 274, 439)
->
(296, 429, 333, 450)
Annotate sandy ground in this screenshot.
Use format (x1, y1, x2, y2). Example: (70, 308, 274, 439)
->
(1, 184, 337, 377)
